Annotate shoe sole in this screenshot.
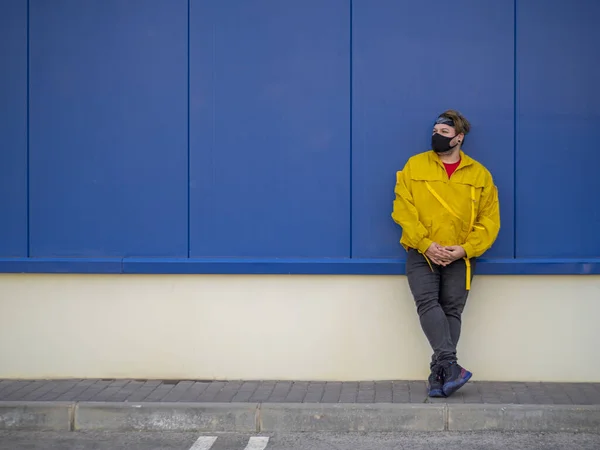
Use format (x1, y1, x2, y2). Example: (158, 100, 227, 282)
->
(428, 388, 445, 398)
(442, 371, 472, 397)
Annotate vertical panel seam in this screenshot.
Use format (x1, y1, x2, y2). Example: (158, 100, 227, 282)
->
(187, 0, 191, 258)
(26, 0, 30, 257)
(349, 0, 353, 259)
(513, 0, 517, 259)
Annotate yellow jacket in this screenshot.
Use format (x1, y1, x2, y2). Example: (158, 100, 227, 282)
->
(392, 150, 500, 260)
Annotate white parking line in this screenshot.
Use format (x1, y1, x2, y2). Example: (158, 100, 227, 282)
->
(244, 436, 270, 450)
(189, 436, 218, 450)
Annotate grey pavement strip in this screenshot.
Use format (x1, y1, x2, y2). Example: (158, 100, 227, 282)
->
(3, 380, 600, 405)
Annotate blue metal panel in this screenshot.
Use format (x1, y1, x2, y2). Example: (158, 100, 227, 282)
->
(189, 0, 351, 258)
(0, 0, 27, 257)
(352, 0, 515, 259)
(4, 257, 597, 276)
(121, 258, 600, 275)
(516, 0, 600, 258)
(28, 0, 188, 257)
(0, 258, 122, 274)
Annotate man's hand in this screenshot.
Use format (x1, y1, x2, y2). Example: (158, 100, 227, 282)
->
(425, 243, 454, 266)
(445, 245, 467, 262)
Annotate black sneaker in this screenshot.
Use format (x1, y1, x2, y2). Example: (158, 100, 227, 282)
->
(441, 361, 472, 397)
(427, 365, 445, 397)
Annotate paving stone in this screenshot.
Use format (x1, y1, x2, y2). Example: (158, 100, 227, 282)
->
(0, 381, 20, 396)
(141, 384, 175, 402)
(160, 381, 196, 403)
(283, 382, 309, 403)
(212, 381, 244, 403)
(197, 382, 226, 402)
(461, 387, 482, 403)
(105, 380, 146, 401)
(42, 380, 98, 402)
(125, 383, 161, 402)
(561, 385, 589, 403)
(93, 380, 117, 388)
(72, 386, 105, 402)
(392, 381, 410, 403)
(178, 382, 212, 402)
(89, 386, 124, 402)
(515, 394, 535, 404)
(231, 382, 260, 402)
(579, 386, 600, 402)
(108, 380, 130, 387)
(0, 380, 14, 393)
(75, 379, 99, 386)
(549, 395, 575, 405)
(374, 381, 393, 403)
(0, 381, 34, 399)
(338, 382, 358, 403)
(36, 391, 66, 402)
(21, 382, 61, 401)
(445, 392, 466, 403)
(303, 382, 325, 403)
(246, 381, 275, 402)
(44, 380, 86, 397)
(357, 382, 376, 403)
(265, 382, 293, 403)
(134, 380, 162, 387)
(408, 381, 427, 403)
(2, 381, 48, 401)
(320, 382, 342, 403)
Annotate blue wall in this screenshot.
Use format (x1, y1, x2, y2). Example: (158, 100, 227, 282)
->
(189, 1, 350, 258)
(0, 0, 27, 257)
(516, 0, 600, 259)
(29, 0, 188, 257)
(352, 0, 514, 259)
(1, 0, 599, 274)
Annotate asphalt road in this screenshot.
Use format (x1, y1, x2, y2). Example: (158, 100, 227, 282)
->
(0, 431, 599, 450)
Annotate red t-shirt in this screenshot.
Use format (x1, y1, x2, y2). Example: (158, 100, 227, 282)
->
(443, 159, 461, 178)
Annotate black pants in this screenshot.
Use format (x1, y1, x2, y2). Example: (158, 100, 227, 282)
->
(405, 248, 475, 369)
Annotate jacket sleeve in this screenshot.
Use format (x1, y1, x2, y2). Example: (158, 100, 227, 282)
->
(461, 174, 501, 259)
(391, 165, 433, 253)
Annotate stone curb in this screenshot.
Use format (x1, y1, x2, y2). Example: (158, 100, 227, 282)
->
(0, 402, 74, 431)
(259, 403, 445, 432)
(0, 401, 599, 433)
(74, 402, 258, 432)
(448, 404, 600, 433)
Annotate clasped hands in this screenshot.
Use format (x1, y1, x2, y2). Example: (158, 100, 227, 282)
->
(425, 243, 466, 266)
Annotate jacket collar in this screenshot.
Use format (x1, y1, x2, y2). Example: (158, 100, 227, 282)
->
(429, 149, 474, 170)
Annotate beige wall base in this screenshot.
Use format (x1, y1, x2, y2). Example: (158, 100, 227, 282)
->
(0, 273, 598, 382)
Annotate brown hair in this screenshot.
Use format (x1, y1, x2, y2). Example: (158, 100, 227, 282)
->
(439, 109, 471, 136)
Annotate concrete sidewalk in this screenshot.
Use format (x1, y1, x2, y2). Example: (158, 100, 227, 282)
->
(1, 379, 599, 433)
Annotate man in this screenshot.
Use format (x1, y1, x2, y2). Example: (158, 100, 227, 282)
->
(391, 110, 500, 397)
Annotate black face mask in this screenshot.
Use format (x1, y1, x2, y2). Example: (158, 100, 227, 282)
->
(431, 133, 458, 153)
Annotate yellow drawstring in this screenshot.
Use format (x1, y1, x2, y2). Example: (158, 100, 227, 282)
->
(464, 186, 475, 290)
(424, 182, 476, 290)
(422, 252, 434, 272)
